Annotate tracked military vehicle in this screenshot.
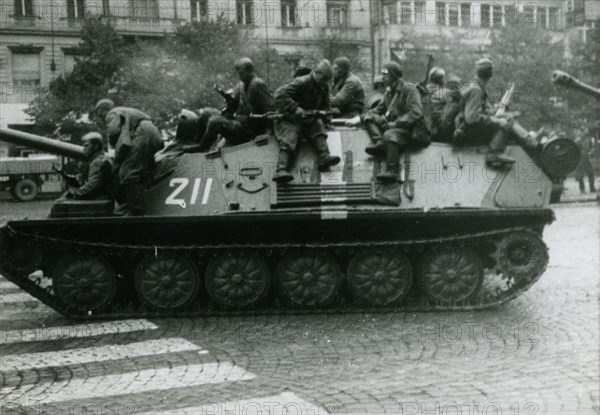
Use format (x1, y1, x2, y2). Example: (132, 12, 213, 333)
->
(0, 100, 581, 319)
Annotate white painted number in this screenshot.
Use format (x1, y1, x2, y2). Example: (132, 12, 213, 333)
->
(165, 178, 213, 208)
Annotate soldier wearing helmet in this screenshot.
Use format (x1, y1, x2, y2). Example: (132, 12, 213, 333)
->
(272, 59, 341, 183)
(456, 58, 542, 168)
(347, 62, 429, 183)
(185, 57, 275, 154)
(63, 132, 113, 200)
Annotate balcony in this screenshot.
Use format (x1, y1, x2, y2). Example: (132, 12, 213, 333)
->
(1, 13, 184, 36)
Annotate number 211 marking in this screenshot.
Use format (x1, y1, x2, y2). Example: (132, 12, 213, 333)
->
(166, 178, 213, 208)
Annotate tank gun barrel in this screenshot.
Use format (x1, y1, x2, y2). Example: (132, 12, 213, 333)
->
(0, 127, 87, 161)
(552, 70, 600, 100)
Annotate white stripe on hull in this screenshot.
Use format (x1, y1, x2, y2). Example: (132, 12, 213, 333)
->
(139, 392, 328, 415)
(0, 293, 39, 304)
(1, 362, 255, 405)
(0, 319, 158, 345)
(0, 281, 17, 290)
(1, 338, 203, 371)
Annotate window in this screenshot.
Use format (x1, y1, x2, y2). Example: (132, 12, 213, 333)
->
(12, 53, 41, 90)
(549, 7, 561, 30)
(481, 4, 490, 27)
(537, 7, 547, 28)
(384, 1, 398, 24)
(129, 0, 159, 19)
(190, 0, 207, 22)
(461, 3, 471, 27)
(67, 0, 85, 19)
(523, 4, 536, 26)
(504, 4, 517, 26)
(281, 0, 298, 27)
(326, 0, 349, 28)
(414, 0, 426, 24)
(102, 0, 110, 15)
(448, 3, 459, 26)
(63, 54, 78, 76)
(492, 4, 502, 26)
(435, 2, 445, 25)
(236, 0, 253, 25)
(13, 0, 34, 17)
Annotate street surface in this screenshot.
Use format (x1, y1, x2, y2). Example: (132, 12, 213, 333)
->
(0, 200, 598, 415)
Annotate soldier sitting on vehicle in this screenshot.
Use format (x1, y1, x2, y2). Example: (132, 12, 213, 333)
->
(330, 57, 366, 118)
(272, 60, 341, 183)
(454, 59, 542, 168)
(61, 132, 113, 200)
(424, 67, 448, 142)
(183, 57, 275, 154)
(346, 62, 430, 183)
(94, 99, 164, 216)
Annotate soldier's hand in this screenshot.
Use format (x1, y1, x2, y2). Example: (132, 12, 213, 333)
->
(294, 107, 306, 118)
(491, 116, 508, 129)
(345, 116, 361, 127)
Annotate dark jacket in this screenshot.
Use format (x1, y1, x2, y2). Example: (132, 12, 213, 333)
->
(233, 75, 275, 132)
(367, 80, 423, 129)
(459, 78, 495, 129)
(72, 151, 113, 200)
(275, 74, 331, 114)
(330, 73, 365, 116)
(105, 107, 152, 148)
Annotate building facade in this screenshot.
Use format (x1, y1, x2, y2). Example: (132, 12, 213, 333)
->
(0, 0, 594, 106)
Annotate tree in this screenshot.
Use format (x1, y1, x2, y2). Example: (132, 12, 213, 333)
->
(27, 19, 125, 137)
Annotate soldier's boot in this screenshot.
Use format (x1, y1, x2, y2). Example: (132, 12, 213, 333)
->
(511, 121, 544, 151)
(314, 136, 341, 171)
(486, 130, 516, 169)
(364, 121, 386, 157)
(376, 142, 401, 183)
(273, 150, 294, 184)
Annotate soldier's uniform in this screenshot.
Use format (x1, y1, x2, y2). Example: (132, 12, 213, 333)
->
(360, 62, 429, 183)
(456, 59, 541, 167)
(103, 105, 163, 215)
(425, 82, 449, 141)
(272, 62, 340, 183)
(331, 73, 365, 118)
(71, 151, 113, 200)
(575, 135, 597, 193)
(196, 75, 275, 152)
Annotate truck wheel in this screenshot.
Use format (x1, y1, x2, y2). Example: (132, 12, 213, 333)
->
(12, 179, 39, 202)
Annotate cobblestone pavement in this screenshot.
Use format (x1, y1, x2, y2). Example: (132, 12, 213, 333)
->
(0, 202, 598, 415)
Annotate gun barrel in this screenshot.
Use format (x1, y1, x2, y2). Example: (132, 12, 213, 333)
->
(552, 70, 600, 100)
(0, 128, 87, 161)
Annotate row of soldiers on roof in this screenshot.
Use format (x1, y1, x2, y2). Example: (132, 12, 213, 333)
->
(66, 55, 543, 215)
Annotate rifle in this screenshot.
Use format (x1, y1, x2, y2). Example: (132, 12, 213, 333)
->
(52, 166, 80, 188)
(416, 55, 435, 97)
(250, 110, 334, 121)
(495, 83, 515, 117)
(214, 85, 237, 117)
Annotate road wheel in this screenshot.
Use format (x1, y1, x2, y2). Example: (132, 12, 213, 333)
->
(494, 231, 548, 284)
(206, 253, 270, 308)
(347, 249, 412, 306)
(12, 179, 39, 202)
(135, 257, 200, 310)
(277, 251, 342, 307)
(419, 245, 483, 304)
(53, 256, 117, 313)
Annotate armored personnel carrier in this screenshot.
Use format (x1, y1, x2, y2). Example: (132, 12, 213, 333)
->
(0, 106, 581, 319)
